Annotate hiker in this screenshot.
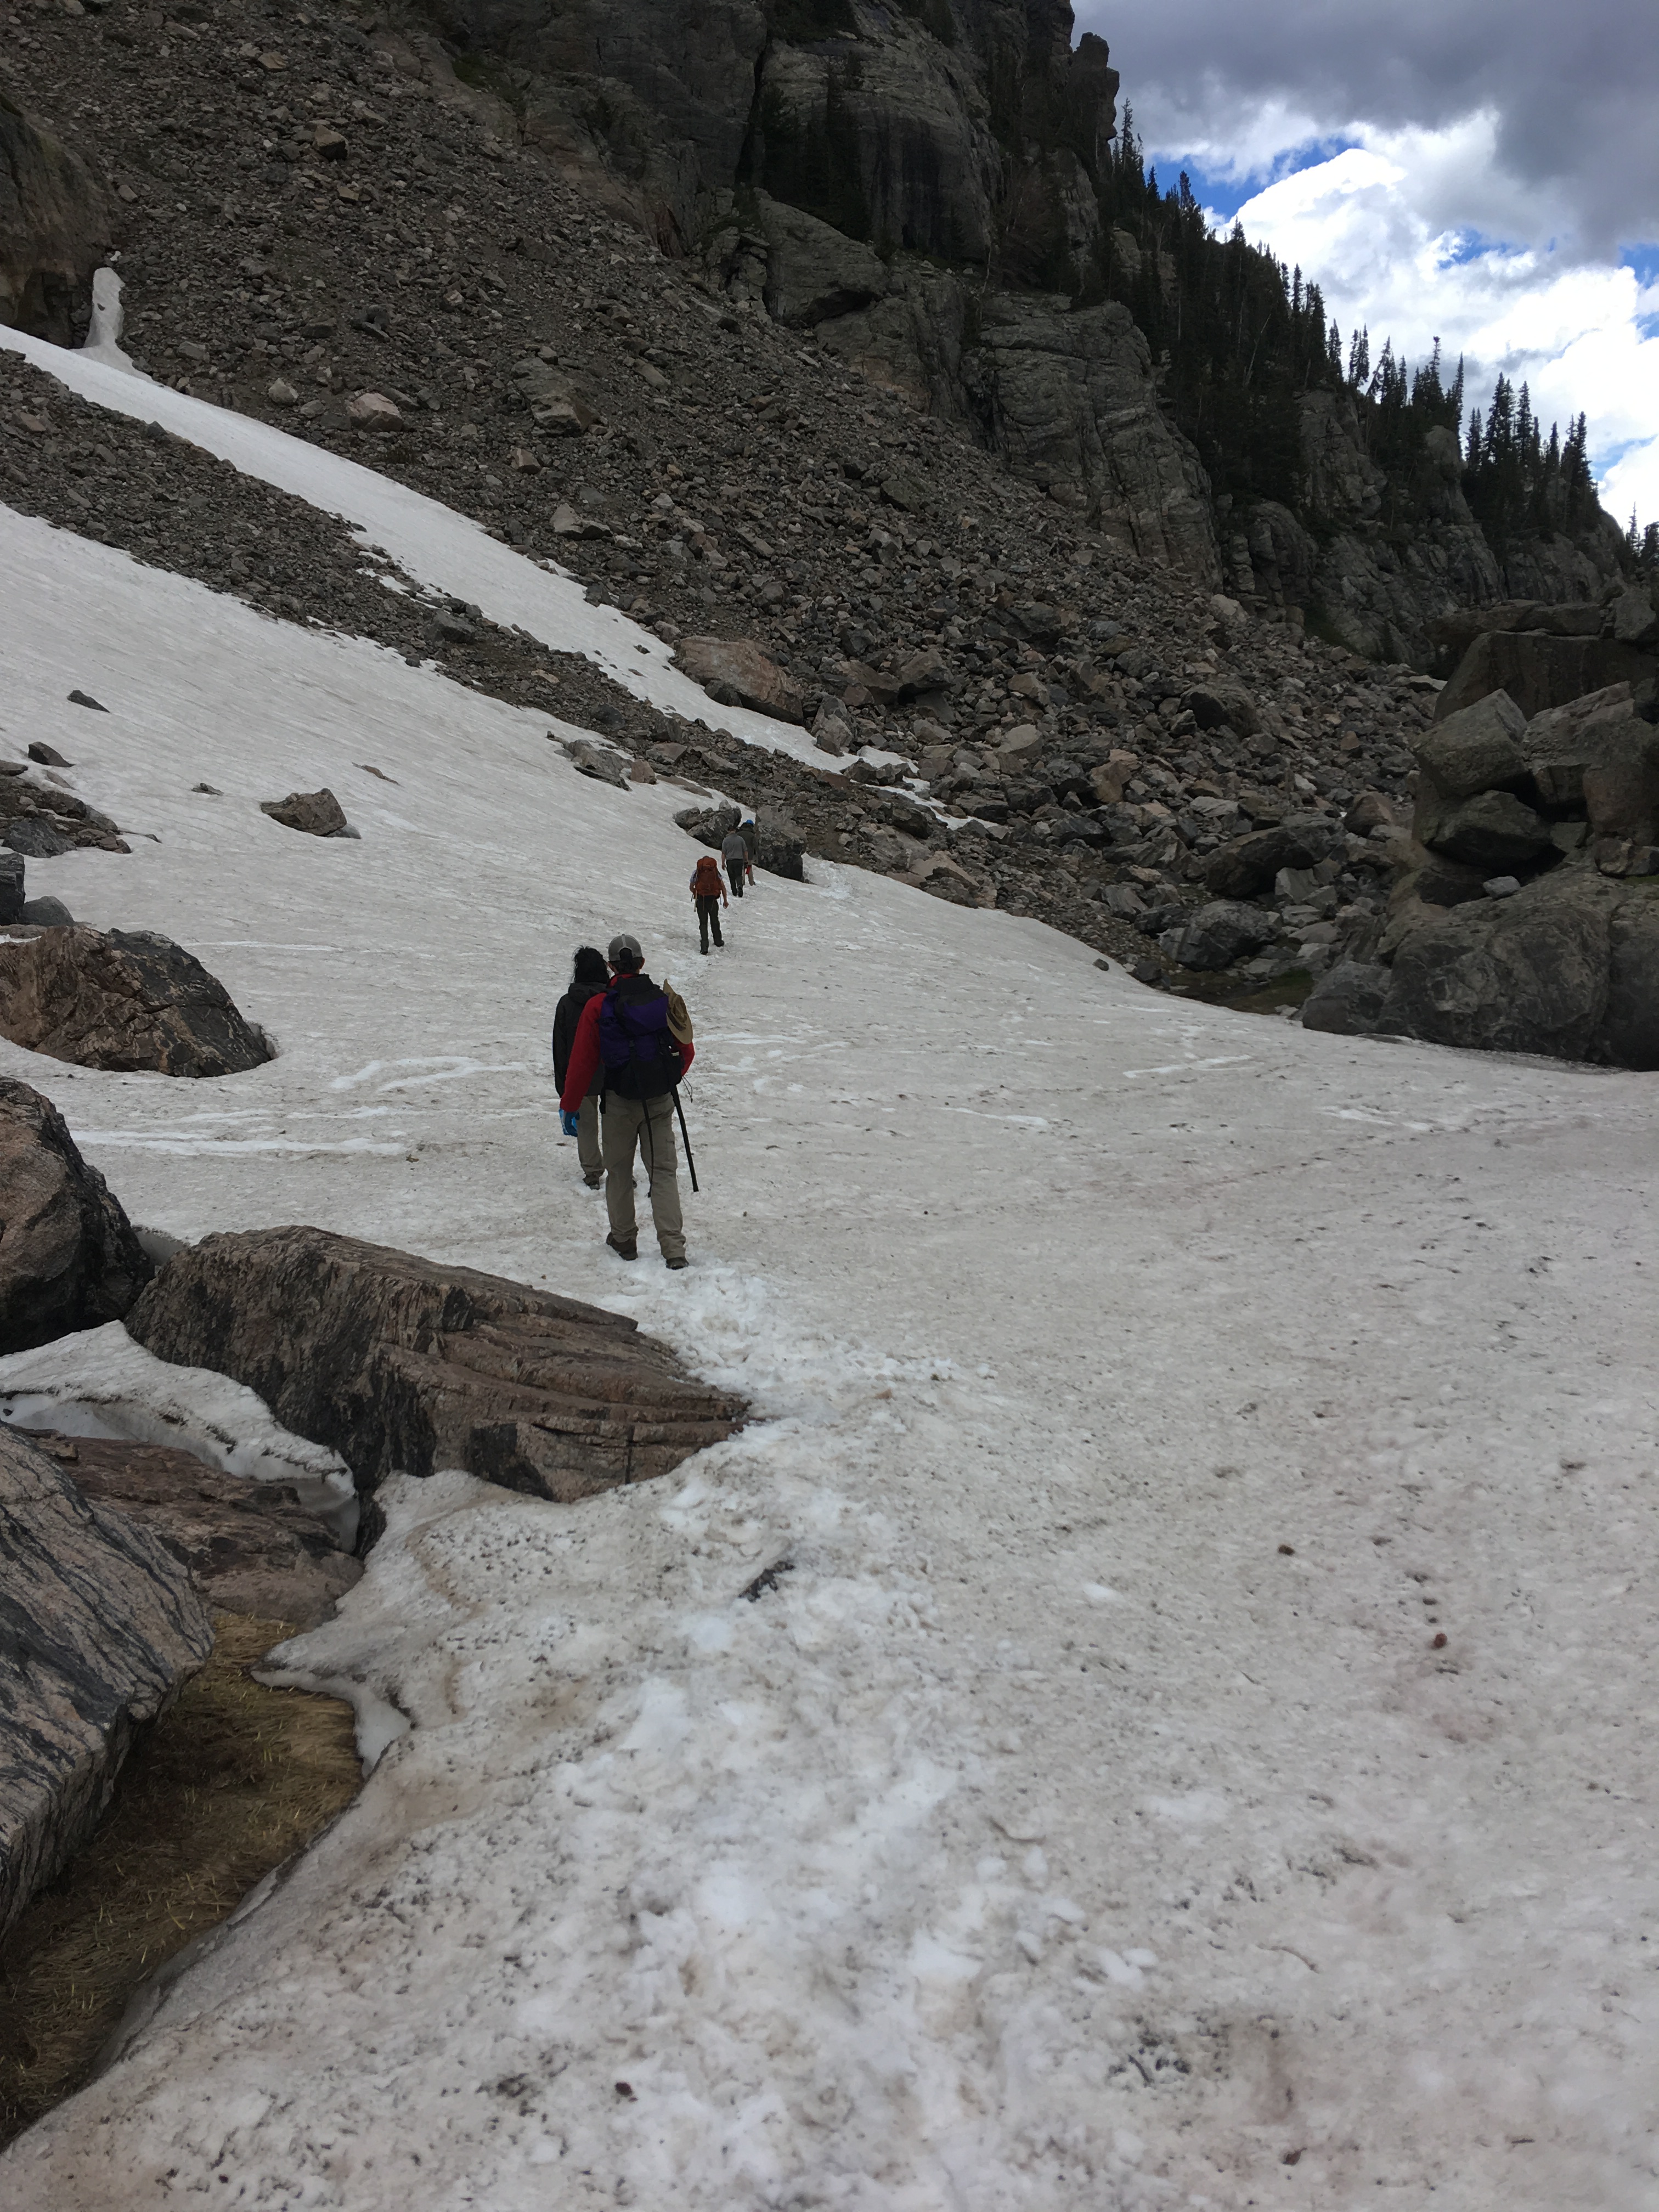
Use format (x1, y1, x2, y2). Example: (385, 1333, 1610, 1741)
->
(722, 820, 755, 898)
(551, 945, 608, 1187)
(690, 850, 727, 953)
(559, 934, 694, 1269)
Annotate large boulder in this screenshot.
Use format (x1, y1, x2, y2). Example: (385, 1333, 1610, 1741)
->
(0, 1427, 213, 1938)
(1181, 678, 1259, 737)
(1167, 900, 1276, 971)
(751, 804, 806, 882)
(1422, 789, 1555, 872)
(1435, 629, 1656, 723)
(1376, 873, 1617, 1060)
(0, 1079, 154, 1353)
(676, 637, 805, 723)
(49, 1431, 362, 1632)
(1522, 684, 1641, 808)
(126, 1228, 748, 1505)
(1204, 812, 1339, 899)
(1600, 893, 1659, 1069)
(0, 927, 273, 1076)
(752, 190, 890, 327)
(0, 82, 110, 344)
(1300, 960, 1390, 1036)
(1412, 690, 1527, 802)
(0, 851, 21, 923)
(1610, 586, 1659, 651)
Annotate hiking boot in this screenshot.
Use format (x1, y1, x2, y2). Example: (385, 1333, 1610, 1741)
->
(606, 1231, 638, 1262)
(583, 1172, 603, 1189)
(665, 1255, 688, 1271)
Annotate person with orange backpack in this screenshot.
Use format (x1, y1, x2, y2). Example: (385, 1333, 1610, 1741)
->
(690, 850, 728, 953)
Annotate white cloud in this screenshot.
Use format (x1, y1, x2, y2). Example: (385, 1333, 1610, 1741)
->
(1220, 120, 1659, 532)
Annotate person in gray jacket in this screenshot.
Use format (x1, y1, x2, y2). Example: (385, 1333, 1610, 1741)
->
(722, 821, 755, 898)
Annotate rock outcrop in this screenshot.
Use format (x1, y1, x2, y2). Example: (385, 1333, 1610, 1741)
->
(0, 1079, 155, 1354)
(1226, 398, 1629, 672)
(0, 927, 274, 1077)
(1303, 680, 1659, 1064)
(0, 80, 109, 345)
(1433, 621, 1657, 724)
(38, 1430, 363, 1632)
(126, 1227, 748, 1505)
(0, 1426, 213, 1938)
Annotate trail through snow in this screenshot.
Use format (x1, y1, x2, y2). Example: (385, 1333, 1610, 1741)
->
(0, 422, 1654, 2210)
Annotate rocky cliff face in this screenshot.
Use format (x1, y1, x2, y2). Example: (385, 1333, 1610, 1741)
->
(422, 0, 1218, 575)
(1222, 391, 1626, 667)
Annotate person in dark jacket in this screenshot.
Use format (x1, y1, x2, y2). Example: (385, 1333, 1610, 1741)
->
(551, 945, 608, 1187)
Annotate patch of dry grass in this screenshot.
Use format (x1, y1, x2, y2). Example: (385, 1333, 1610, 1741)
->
(0, 1614, 360, 2147)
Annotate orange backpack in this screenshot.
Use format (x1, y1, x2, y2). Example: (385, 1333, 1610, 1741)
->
(692, 855, 723, 897)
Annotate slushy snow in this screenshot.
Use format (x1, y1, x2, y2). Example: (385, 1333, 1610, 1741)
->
(0, 368, 1655, 2210)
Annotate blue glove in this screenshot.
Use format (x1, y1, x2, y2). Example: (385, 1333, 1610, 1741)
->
(560, 1109, 580, 1138)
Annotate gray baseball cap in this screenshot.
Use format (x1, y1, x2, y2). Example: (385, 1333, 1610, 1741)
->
(607, 933, 643, 966)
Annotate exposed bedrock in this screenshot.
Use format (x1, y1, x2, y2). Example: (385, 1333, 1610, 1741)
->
(126, 1227, 750, 1511)
(0, 1426, 212, 1939)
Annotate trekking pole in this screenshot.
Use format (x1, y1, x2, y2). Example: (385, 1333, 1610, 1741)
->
(673, 1087, 700, 1193)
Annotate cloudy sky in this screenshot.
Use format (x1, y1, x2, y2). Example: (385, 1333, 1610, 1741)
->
(1076, 0, 1659, 534)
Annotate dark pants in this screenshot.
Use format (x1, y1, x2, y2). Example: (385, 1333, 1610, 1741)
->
(696, 895, 724, 950)
(727, 863, 745, 897)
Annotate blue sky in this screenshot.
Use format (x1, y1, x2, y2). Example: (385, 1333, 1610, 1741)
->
(1081, 1, 1659, 528)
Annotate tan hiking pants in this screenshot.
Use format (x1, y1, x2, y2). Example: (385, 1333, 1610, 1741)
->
(602, 1092, 685, 1260)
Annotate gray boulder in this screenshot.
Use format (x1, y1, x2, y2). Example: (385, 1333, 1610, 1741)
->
(1412, 689, 1527, 800)
(1424, 789, 1555, 872)
(1169, 900, 1276, 971)
(1300, 961, 1390, 1036)
(1600, 894, 1659, 1068)
(1205, 812, 1339, 898)
(0, 1427, 212, 1938)
(1610, 586, 1659, 651)
(0, 1077, 155, 1353)
(752, 191, 890, 327)
(562, 735, 632, 788)
(1435, 629, 1655, 723)
(21, 895, 72, 926)
(751, 804, 806, 882)
(1376, 873, 1616, 1060)
(675, 800, 741, 849)
(1181, 678, 1259, 737)
(1523, 685, 1640, 808)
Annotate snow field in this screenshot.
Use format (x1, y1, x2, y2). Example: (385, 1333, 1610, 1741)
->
(2, 319, 847, 771)
(0, 453, 1655, 2209)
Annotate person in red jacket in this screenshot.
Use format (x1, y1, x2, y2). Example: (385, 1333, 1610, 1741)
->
(560, 934, 694, 1268)
(690, 851, 727, 953)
